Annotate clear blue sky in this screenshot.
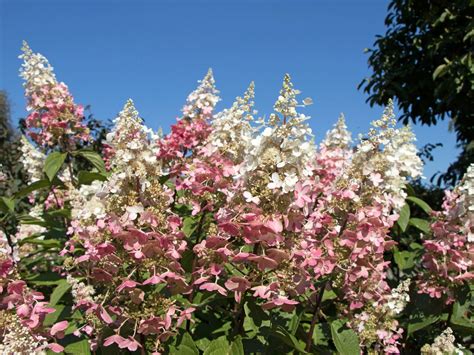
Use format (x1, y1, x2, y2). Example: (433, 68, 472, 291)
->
(0, 0, 458, 182)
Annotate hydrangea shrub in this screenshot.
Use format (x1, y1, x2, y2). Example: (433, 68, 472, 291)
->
(0, 42, 473, 354)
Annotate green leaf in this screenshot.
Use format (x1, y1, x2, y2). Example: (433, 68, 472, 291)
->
(394, 250, 416, 271)
(46, 208, 71, 219)
(75, 150, 105, 172)
(175, 333, 199, 355)
(322, 290, 337, 302)
(203, 338, 230, 355)
(406, 196, 432, 214)
(43, 152, 67, 181)
(15, 179, 50, 198)
(312, 323, 331, 346)
(397, 203, 410, 232)
(21, 237, 60, 248)
(77, 171, 107, 185)
(433, 64, 448, 80)
(17, 214, 47, 226)
(26, 271, 63, 285)
(49, 279, 71, 306)
(288, 309, 303, 335)
(271, 325, 307, 353)
(407, 315, 439, 335)
(330, 320, 360, 355)
(183, 216, 199, 238)
(43, 305, 67, 326)
(64, 339, 91, 354)
(230, 337, 244, 355)
(409, 218, 431, 234)
(0, 196, 15, 213)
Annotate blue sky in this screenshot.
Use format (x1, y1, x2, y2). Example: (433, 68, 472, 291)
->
(1, 0, 457, 181)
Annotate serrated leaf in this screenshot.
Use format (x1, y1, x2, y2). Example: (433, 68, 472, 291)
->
(406, 196, 432, 214)
(44, 152, 67, 181)
(330, 320, 360, 355)
(75, 150, 105, 172)
(397, 203, 410, 232)
(64, 339, 91, 354)
(409, 218, 430, 234)
(49, 279, 71, 306)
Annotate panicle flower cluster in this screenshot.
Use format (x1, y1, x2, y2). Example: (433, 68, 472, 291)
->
(208, 82, 256, 162)
(9, 43, 470, 353)
(182, 68, 220, 119)
(0, 312, 47, 354)
(19, 135, 45, 184)
(104, 99, 161, 193)
(157, 70, 218, 163)
(351, 101, 423, 212)
(66, 275, 96, 304)
(241, 74, 314, 196)
(20, 41, 90, 149)
(322, 113, 352, 150)
(417, 164, 474, 303)
(348, 279, 410, 354)
(420, 328, 464, 355)
(0, 250, 66, 353)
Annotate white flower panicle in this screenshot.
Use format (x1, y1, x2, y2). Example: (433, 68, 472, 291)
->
(19, 135, 45, 184)
(19, 41, 57, 100)
(322, 113, 352, 149)
(383, 279, 411, 316)
(70, 180, 106, 221)
(104, 99, 161, 194)
(182, 68, 220, 119)
(0, 164, 7, 183)
(352, 100, 423, 211)
(459, 163, 474, 214)
(421, 328, 464, 355)
(67, 275, 96, 303)
(0, 229, 12, 257)
(0, 313, 46, 355)
(209, 82, 256, 161)
(242, 74, 314, 194)
(457, 163, 474, 242)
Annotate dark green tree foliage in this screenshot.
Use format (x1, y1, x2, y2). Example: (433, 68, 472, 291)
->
(0, 91, 27, 197)
(360, 0, 474, 186)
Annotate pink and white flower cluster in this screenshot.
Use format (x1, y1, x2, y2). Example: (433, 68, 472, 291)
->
(3, 42, 472, 354)
(20, 41, 90, 149)
(417, 164, 474, 303)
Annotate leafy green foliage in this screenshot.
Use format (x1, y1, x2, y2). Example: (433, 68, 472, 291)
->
(330, 320, 361, 355)
(74, 149, 106, 173)
(360, 0, 474, 185)
(43, 152, 67, 181)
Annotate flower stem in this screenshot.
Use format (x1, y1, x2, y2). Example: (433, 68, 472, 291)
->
(305, 280, 327, 352)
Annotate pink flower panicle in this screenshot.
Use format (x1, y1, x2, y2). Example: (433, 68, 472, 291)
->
(20, 41, 90, 149)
